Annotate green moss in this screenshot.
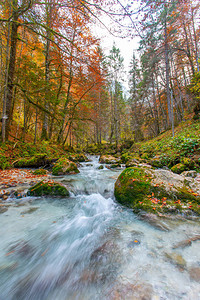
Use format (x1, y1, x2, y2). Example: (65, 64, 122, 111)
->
(68, 153, 88, 162)
(114, 167, 151, 207)
(32, 169, 47, 175)
(13, 154, 47, 168)
(121, 153, 132, 163)
(98, 165, 104, 170)
(99, 155, 119, 164)
(141, 153, 149, 160)
(110, 164, 121, 168)
(171, 163, 186, 174)
(150, 158, 164, 168)
(52, 158, 79, 175)
(29, 180, 69, 197)
(175, 186, 200, 202)
(0, 155, 12, 170)
(114, 166, 200, 215)
(181, 157, 195, 169)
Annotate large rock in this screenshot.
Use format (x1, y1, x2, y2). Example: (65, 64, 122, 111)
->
(125, 158, 139, 168)
(52, 158, 79, 175)
(171, 163, 186, 174)
(99, 155, 120, 164)
(181, 170, 198, 178)
(114, 166, 200, 215)
(68, 153, 89, 162)
(13, 154, 47, 168)
(29, 180, 69, 197)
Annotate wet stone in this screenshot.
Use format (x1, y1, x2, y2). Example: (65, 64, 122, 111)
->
(0, 262, 18, 272)
(130, 230, 144, 237)
(181, 170, 198, 178)
(139, 213, 171, 231)
(108, 282, 154, 300)
(8, 240, 35, 258)
(21, 207, 39, 214)
(173, 239, 192, 249)
(2, 194, 8, 200)
(188, 266, 200, 282)
(0, 207, 8, 214)
(98, 165, 104, 170)
(164, 252, 187, 269)
(128, 239, 140, 248)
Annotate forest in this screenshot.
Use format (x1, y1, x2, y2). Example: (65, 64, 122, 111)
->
(0, 0, 199, 148)
(1, 1, 200, 299)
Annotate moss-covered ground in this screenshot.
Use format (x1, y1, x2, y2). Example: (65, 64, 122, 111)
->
(122, 119, 200, 174)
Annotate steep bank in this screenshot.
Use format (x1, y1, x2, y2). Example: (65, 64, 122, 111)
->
(114, 119, 200, 215)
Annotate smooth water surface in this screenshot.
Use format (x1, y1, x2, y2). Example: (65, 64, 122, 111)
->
(0, 156, 200, 299)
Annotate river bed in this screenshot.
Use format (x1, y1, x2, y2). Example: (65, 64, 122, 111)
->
(0, 156, 200, 299)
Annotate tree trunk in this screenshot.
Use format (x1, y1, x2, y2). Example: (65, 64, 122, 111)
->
(164, 17, 172, 128)
(4, 1, 19, 141)
(1, 15, 11, 142)
(191, 6, 199, 72)
(114, 81, 119, 149)
(183, 20, 195, 76)
(152, 73, 160, 136)
(41, 0, 52, 140)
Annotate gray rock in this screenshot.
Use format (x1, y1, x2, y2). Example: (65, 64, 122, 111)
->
(188, 266, 200, 282)
(181, 170, 198, 178)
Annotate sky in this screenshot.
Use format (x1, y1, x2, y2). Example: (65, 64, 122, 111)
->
(100, 34, 139, 88)
(91, 1, 141, 91)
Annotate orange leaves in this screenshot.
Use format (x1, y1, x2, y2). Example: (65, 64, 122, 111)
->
(5, 251, 15, 256)
(0, 169, 49, 197)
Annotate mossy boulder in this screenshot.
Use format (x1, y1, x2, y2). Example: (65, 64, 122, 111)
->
(31, 169, 48, 175)
(99, 155, 120, 164)
(52, 158, 79, 175)
(121, 153, 132, 163)
(171, 163, 186, 174)
(114, 166, 200, 215)
(125, 159, 140, 168)
(98, 165, 104, 170)
(13, 154, 47, 168)
(181, 170, 197, 178)
(68, 153, 89, 162)
(114, 167, 151, 207)
(29, 180, 69, 197)
(150, 156, 164, 168)
(149, 155, 171, 169)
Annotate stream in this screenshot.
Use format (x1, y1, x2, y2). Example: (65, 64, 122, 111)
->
(0, 156, 200, 299)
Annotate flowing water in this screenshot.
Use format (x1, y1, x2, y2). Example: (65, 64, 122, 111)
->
(0, 156, 200, 299)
